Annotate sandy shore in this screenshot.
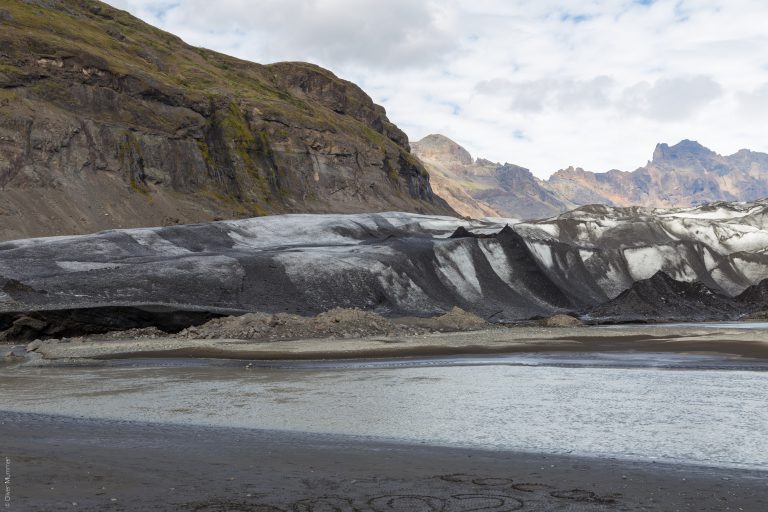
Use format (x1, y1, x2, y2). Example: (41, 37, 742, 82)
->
(2, 411, 766, 512)
(24, 324, 768, 363)
(4, 326, 768, 510)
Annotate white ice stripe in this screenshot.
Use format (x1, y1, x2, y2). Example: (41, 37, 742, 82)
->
(525, 241, 554, 269)
(434, 243, 483, 299)
(130, 230, 191, 255)
(55, 261, 126, 272)
(579, 249, 595, 263)
(732, 257, 768, 284)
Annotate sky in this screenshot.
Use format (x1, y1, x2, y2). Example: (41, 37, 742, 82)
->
(108, 0, 768, 178)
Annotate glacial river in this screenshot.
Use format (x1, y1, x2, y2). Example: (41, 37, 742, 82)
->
(2, 352, 768, 470)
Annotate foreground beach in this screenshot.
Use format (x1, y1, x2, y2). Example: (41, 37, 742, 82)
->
(15, 323, 768, 363)
(2, 324, 768, 510)
(2, 411, 766, 512)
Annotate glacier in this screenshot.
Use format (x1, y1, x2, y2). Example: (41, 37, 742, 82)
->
(1, 200, 767, 332)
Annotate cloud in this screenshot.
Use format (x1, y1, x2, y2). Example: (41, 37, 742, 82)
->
(475, 76, 616, 112)
(110, 0, 459, 69)
(619, 76, 723, 120)
(737, 83, 768, 119)
(108, 0, 768, 178)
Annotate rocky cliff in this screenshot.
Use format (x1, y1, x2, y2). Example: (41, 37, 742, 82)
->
(0, 0, 451, 241)
(413, 134, 768, 219)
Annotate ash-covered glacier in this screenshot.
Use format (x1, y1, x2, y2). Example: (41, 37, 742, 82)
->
(1, 200, 767, 335)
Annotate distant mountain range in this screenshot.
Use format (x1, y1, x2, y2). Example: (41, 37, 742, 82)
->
(413, 134, 768, 219)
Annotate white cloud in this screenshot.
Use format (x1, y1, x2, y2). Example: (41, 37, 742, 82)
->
(737, 83, 768, 119)
(108, 0, 768, 177)
(110, 0, 459, 69)
(619, 76, 723, 121)
(475, 76, 616, 112)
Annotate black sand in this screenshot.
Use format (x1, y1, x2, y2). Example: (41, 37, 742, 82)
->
(1, 411, 765, 511)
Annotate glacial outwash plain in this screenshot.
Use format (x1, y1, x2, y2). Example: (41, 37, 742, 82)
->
(1, 1, 768, 511)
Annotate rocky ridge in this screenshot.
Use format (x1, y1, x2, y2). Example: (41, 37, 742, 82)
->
(0, 0, 451, 241)
(413, 134, 768, 219)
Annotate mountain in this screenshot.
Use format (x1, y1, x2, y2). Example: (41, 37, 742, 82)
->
(549, 140, 768, 208)
(2, 198, 767, 336)
(0, 0, 451, 242)
(412, 134, 576, 219)
(413, 134, 768, 219)
(409, 135, 502, 218)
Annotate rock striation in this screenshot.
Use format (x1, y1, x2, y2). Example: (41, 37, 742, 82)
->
(0, 0, 451, 241)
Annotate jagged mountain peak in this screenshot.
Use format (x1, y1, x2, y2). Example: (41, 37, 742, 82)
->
(496, 163, 537, 186)
(414, 131, 768, 220)
(651, 139, 717, 165)
(550, 166, 591, 179)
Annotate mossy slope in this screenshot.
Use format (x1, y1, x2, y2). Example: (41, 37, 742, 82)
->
(0, 0, 452, 240)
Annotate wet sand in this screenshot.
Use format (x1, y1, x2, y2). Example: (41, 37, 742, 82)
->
(2, 411, 766, 512)
(5, 325, 768, 510)
(27, 324, 768, 363)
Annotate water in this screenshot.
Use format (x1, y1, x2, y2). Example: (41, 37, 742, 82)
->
(3, 352, 768, 470)
(599, 321, 768, 330)
(106, 351, 768, 371)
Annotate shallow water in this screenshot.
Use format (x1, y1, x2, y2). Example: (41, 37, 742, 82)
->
(108, 351, 768, 371)
(2, 353, 767, 470)
(600, 321, 768, 330)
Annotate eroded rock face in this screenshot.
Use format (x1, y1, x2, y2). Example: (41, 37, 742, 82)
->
(0, 0, 451, 241)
